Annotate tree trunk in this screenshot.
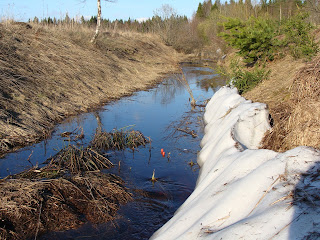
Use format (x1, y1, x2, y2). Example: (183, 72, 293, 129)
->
(90, 0, 102, 43)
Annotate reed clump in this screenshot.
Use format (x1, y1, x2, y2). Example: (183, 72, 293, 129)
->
(44, 145, 113, 174)
(91, 128, 150, 150)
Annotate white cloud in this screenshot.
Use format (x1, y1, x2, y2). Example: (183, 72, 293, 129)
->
(136, 17, 149, 23)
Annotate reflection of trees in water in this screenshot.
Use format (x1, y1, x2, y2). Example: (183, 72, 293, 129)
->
(196, 74, 227, 92)
(153, 65, 227, 105)
(153, 76, 185, 105)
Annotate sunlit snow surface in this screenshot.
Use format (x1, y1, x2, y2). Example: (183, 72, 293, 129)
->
(151, 87, 320, 240)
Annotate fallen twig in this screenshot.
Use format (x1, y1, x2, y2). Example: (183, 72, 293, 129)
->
(177, 128, 197, 138)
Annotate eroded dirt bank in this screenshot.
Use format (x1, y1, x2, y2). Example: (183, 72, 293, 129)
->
(0, 22, 185, 156)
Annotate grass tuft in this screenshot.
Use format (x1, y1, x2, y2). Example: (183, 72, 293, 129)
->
(45, 145, 113, 174)
(91, 128, 150, 151)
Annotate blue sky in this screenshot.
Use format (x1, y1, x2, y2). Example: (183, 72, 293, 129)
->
(0, 0, 201, 22)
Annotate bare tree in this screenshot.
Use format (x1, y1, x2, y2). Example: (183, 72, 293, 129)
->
(90, 0, 116, 43)
(153, 4, 178, 45)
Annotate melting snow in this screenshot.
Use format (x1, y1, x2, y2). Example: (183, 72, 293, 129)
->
(151, 87, 320, 240)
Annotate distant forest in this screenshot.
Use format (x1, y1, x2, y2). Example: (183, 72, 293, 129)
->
(29, 0, 320, 53)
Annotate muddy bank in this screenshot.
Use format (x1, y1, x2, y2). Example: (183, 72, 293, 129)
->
(0, 22, 185, 156)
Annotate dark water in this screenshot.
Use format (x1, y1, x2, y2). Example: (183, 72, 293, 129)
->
(0, 63, 225, 240)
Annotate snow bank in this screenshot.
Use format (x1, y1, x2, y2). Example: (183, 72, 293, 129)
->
(151, 87, 320, 240)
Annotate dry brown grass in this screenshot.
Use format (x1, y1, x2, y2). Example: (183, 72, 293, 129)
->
(91, 128, 150, 150)
(0, 173, 132, 240)
(0, 22, 184, 155)
(0, 123, 154, 239)
(44, 145, 113, 174)
(244, 54, 320, 151)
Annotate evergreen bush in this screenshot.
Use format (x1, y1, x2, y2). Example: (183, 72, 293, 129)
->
(219, 14, 318, 64)
(227, 60, 270, 94)
(219, 17, 278, 64)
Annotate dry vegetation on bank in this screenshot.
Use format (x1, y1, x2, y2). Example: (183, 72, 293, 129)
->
(243, 53, 320, 152)
(221, 48, 320, 152)
(0, 22, 183, 156)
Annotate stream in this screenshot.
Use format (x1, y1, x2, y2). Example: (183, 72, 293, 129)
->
(0, 62, 226, 240)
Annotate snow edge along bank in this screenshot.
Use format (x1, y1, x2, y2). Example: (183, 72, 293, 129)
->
(150, 86, 320, 240)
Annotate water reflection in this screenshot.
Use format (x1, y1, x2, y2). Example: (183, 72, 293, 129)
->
(1, 62, 226, 240)
(152, 77, 185, 105)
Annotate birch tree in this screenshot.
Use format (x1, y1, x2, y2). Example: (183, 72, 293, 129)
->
(90, 0, 116, 43)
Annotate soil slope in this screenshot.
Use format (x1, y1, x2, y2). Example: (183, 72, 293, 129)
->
(0, 22, 184, 155)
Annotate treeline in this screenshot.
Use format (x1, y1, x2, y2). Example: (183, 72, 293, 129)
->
(28, 5, 200, 53)
(28, 0, 320, 54)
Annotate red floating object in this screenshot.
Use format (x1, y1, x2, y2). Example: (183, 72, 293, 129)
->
(162, 152, 165, 157)
(161, 148, 164, 153)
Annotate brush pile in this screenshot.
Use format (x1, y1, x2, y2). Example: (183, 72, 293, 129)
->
(262, 55, 320, 151)
(0, 128, 150, 239)
(0, 173, 132, 240)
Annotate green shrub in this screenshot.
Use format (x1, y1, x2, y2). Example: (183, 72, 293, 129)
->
(219, 17, 278, 64)
(220, 14, 318, 65)
(227, 60, 270, 94)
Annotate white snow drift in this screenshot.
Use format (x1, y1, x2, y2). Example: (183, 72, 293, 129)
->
(151, 87, 320, 240)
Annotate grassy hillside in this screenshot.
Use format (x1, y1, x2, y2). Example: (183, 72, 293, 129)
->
(0, 22, 184, 156)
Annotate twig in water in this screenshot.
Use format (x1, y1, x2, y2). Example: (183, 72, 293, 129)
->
(151, 169, 157, 182)
(177, 128, 197, 138)
(26, 150, 34, 167)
